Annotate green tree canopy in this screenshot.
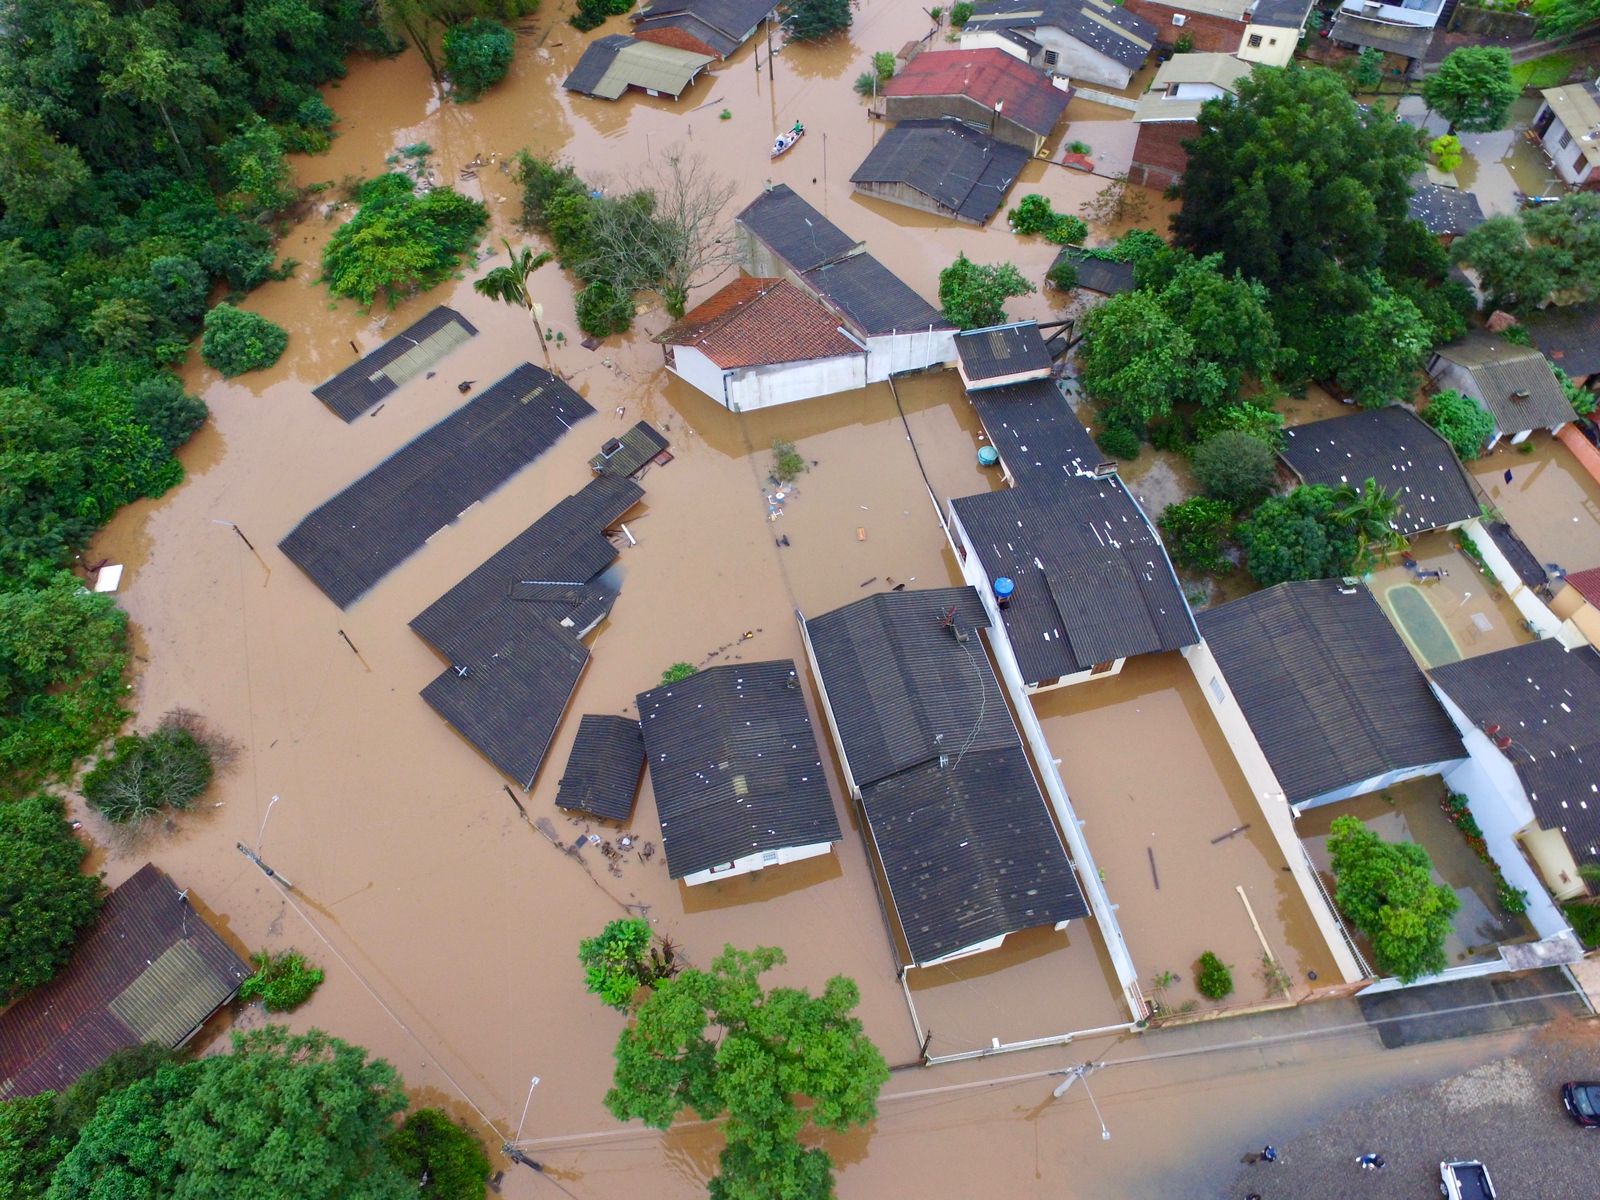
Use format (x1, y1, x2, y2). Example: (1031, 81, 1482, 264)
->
(1422, 47, 1518, 133)
(1158, 497, 1234, 574)
(200, 304, 289, 377)
(0, 108, 88, 227)
(605, 944, 889, 1200)
(1327, 814, 1459, 982)
(1137, 249, 1280, 399)
(385, 1108, 491, 1200)
(1236, 484, 1358, 586)
(1192, 430, 1278, 509)
(442, 18, 516, 101)
(784, 0, 852, 39)
(1329, 275, 1433, 408)
(578, 917, 676, 1010)
(1523, 191, 1600, 304)
(1332, 476, 1406, 570)
(1423, 389, 1495, 459)
(0, 792, 103, 1005)
(1078, 290, 1197, 429)
(1450, 215, 1557, 313)
(938, 253, 1034, 329)
(322, 174, 488, 306)
(1532, 0, 1600, 38)
(0, 1093, 71, 1200)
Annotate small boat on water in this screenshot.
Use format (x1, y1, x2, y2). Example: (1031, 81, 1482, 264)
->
(772, 121, 804, 159)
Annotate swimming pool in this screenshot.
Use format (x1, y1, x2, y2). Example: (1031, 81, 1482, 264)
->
(1384, 583, 1463, 667)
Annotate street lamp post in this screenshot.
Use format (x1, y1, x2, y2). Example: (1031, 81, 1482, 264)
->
(1050, 1062, 1111, 1141)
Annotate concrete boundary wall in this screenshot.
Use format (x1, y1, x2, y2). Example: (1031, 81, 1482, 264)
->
(1460, 518, 1566, 642)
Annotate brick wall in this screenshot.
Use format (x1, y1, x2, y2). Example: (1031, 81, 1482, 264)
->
(1122, 0, 1244, 52)
(1128, 120, 1196, 190)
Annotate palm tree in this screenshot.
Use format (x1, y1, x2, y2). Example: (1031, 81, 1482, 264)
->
(474, 238, 556, 371)
(1333, 477, 1406, 573)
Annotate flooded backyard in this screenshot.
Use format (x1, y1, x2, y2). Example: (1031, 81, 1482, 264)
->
(1368, 529, 1535, 667)
(1472, 435, 1600, 572)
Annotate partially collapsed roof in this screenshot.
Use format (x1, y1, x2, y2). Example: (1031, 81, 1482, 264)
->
(280, 363, 593, 608)
(1049, 246, 1136, 295)
(562, 34, 713, 100)
(1432, 332, 1578, 434)
(1408, 182, 1486, 238)
(638, 661, 841, 879)
(964, 0, 1156, 71)
(1431, 640, 1600, 863)
(851, 119, 1031, 224)
(882, 48, 1071, 138)
(1198, 580, 1464, 805)
(656, 277, 861, 368)
(955, 321, 1053, 388)
(312, 306, 478, 421)
(1280, 407, 1480, 536)
(557, 714, 646, 822)
(0, 865, 248, 1098)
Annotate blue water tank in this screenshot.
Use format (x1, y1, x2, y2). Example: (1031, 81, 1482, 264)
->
(977, 445, 1000, 467)
(994, 576, 1015, 605)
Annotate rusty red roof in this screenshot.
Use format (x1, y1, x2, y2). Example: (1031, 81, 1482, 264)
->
(1568, 566, 1600, 609)
(882, 49, 1070, 138)
(658, 277, 861, 369)
(0, 864, 248, 1098)
(634, 24, 723, 58)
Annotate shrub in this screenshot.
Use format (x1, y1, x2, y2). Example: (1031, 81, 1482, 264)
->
(238, 949, 325, 1011)
(1007, 194, 1086, 245)
(578, 917, 677, 1009)
(1196, 951, 1233, 999)
(872, 50, 896, 81)
(200, 303, 288, 377)
(1422, 388, 1495, 460)
(1192, 431, 1278, 508)
(1564, 901, 1600, 949)
(853, 71, 878, 97)
(82, 711, 218, 825)
(938, 253, 1034, 328)
(661, 662, 697, 685)
(386, 1108, 491, 1200)
(1498, 880, 1529, 916)
(1555, 365, 1596, 417)
(1095, 419, 1141, 461)
(1160, 497, 1234, 574)
(1328, 814, 1458, 983)
(321, 174, 488, 306)
(1191, 397, 1284, 448)
(574, 279, 634, 337)
(443, 19, 516, 101)
(950, 1, 975, 26)
(1046, 256, 1077, 291)
(571, 0, 635, 32)
(1066, 139, 1091, 155)
(1430, 134, 1464, 173)
(772, 438, 808, 482)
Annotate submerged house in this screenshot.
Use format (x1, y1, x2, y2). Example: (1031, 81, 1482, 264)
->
(637, 660, 842, 885)
(1427, 333, 1579, 450)
(1129, 52, 1252, 189)
(959, 0, 1157, 90)
(876, 48, 1072, 155)
(631, 0, 775, 58)
(0, 865, 249, 1097)
(659, 185, 954, 409)
(1532, 82, 1600, 192)
(562, 34, 714, 100)
(949, 377, 1198, 690)
(1279, 406, 1480, 537)
(850, 119, 1032, 225)
(800, 587, 1089, 966)
(1048, 245, 1137, 296)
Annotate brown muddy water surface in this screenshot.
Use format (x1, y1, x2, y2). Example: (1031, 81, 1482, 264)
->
(73, 6, 1337, 1195)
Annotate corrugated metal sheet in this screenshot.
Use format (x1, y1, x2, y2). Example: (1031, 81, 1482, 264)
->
(849, 120, 1030, 224)
(801, 253, 949, 337)
(638, 661, 841, 879)
(280, 363, 594, 609)
(557, 715, 646, 820)
(955, 322, 1051, 383)
(1197, 580, 1464, 805)
(0, 865, 246, 1099)
(591, 421, 670, 478)
(736, 184, 858, 273)
(312, 306, 478, 421)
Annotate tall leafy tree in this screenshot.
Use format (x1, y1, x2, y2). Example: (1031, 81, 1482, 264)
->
(1135, 248, 1281, 400)
(1422, 47, 1519, 134)
(605, 945, 889, 1200)
(1332, 477, 1406, 570)
(474, 239, 556, 367)
(0, 109, 88, 226)
(1328, 275, 1433, 408)
(1328, 814, 1458, 983)
(0, 793, 105, 1003)
(1523, 191, 1600, 304)
(1451, 215, 1558, 313)
(1078, 290, 1199, 429)
(784, 0, 852, 39)
(1532, 0, 1600, 37)
(0, 1093, 71, 1200)
(1236, 485, 1358, 586)
(938, 253, 1034, 328)
(1423, 389, 1496, 460)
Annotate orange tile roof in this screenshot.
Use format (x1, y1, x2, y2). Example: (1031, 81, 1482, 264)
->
(658, 278, 861, 370)
(634, 25, 722, 58)
(1569, 566, 1600, 609)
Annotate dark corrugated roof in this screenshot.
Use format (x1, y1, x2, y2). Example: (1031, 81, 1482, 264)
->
(1432, 333, 1578, 435)
(951, 479, 1197, 684)
(967, 0, 1156, 70)
(1431, 640, 1600, 863)
(280, 364, 593, 609)
(956, 322, 1052, 385)
(1329, 11, 1435, 59)
(1249, 0, 1313, 25)
(969, 378, 1105, 486)
(1519, 303, 1600, 378)
(637, 0, 773, 39)
(1486, 521, 1548, 589)
(881, 49, 1070, 138)
(861, 749, 1089, 964)
(411, 475, 642, 659)
(0, 865, 247, 1098)
(420, 608, 590, 789)
(1280, 407, 1480, 536)
(637, 661, 842, 879)
(804, 587, 1007, 787)
(312, 306, 479, 422)
(850, 119, 1031, 224)
(1197, 580, 1464, 805)
(591, 421, 670, 478)
(1049, 246, 1136, 295)
(563, 34, 629, 95)
(802, 252, 949, 336)
(736, 184, 859, 273)
(1408, 182, 1486, 238)
(556, 714, 646, 821)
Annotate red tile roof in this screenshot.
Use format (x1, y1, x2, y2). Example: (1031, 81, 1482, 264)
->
(882, 49, 1070, 138)
(1568, 566, 1600, 609)
(658, 277, 861, 369)
(634, 25, 722, 58)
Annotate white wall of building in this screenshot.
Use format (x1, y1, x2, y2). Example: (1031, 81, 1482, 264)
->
(1291, 760, 1465, 813)
(1169, 81, 1230, 100)
(666, 344, 869, 411)
(1533, 105, 1599, 189)
(683, 840, 834, 886)
(1459, 518, 1570, 643)
(958, 29, 1034, 65)
(1337, 0, 1445, 27)
(865, 328, 956, 381)
(1238, 22, 1298, 66)
(1033, 26, 1137, 88)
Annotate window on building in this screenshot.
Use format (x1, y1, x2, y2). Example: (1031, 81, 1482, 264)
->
(1091, 660, 1116, 675)
(1247, 33, 1263, 47)
(1044, 49, 1058, 65)
(1559, 129, 1572, 149)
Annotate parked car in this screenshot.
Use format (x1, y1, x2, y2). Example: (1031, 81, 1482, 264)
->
(1562, 1080, 1600, 1127)
(1440, 1159, 1496, 1200)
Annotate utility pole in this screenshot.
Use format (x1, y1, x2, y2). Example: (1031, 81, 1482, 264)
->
(237, 841, 295, 890)
(1050, 1062, 1111, 1141)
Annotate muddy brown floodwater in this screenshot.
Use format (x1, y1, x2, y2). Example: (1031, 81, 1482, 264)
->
(75, 5, 1247, 1197)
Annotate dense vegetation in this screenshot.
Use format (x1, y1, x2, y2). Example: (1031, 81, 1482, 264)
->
(1451, 193, 1600, 313)
(1422, 46, 1518, 134)
(0, 793, 104, 1003)
(1328, 814, 1459, 983)
(1423, 389, 1497, 459)
(1007, 194, 1087, 246)
(578, 917, 678, 1010)
(938, 254, 1035, 329)
(386, 1108, 492, 1200)
(599, 942, 889, 1200)
(785, 0, 853, 39)
(322, 173, 488, 307)
(200, 303, 289, 377)
(239, 948, 327, 1011)
(442, 18, 517, 99)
